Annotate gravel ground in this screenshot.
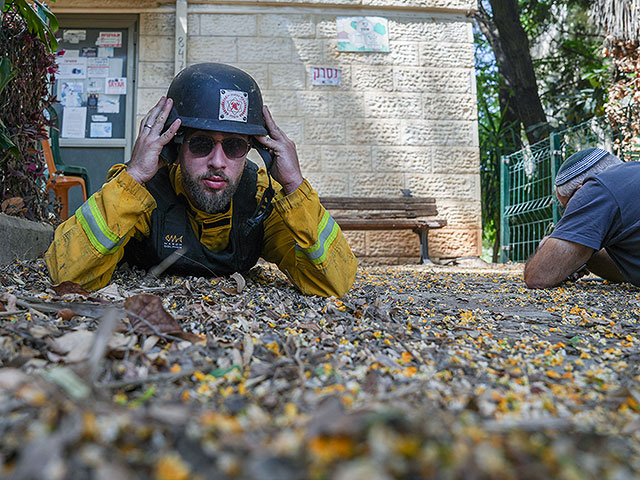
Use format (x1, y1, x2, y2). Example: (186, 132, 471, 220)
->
(1, 259, 639, 479)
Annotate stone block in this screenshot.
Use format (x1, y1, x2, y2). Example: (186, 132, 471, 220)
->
(395, 67, 473, 93)
(372, 146, 431, 172)
(200, 14, 257, 36)
(346, 119, 401, 145)
(0, 214, 53, 265)
(275, 119, 303, 145)
(322, 146, 372, 171)
(365, 230, 419, 257)
(305, 172, 349, 196)
(432, 146, 480, 173)
(342, 231, 366, 257)
(262, 90, 298, 117)
(389, 19, 472, 43)
(269, 64, 306, 90)
(188, 14, 200, 36)
(236, 64, 269, 87)
(140, 13, 174, 36)
(332, 92, 364, 117)
(305, 119, 345, 144)
(292, 39, 325, 64)
(350, 173, 405, 196)
(297, 92, 331, 116)
(328, 42, 420, 66)
(358, 255, 419, 265)
(136, 88, 166, 116)
(188, 37, 238, 64)
(401, 120, 475, 146)
(139, 36, 174, 62)
(423, 94, 477, 121)
(138, 62, 174, 89)
(365, 93, 422, 119)
(353, 66, 394, 91)
(364, 0, 475, 8)
(435, 200, 482, 228)
(259, 14, 315, 38)
(420, 42, 474, 68)
(298, 145, 323, 172)
(429, 227, 481, 258)
(316, 17, 337, 38)
(405, 173, 479, 201)
(238, 37, 292, 63)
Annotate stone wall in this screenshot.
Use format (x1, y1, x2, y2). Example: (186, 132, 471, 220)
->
(53, 0, 481, 263)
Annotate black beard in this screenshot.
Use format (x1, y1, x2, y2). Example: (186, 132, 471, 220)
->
(182, 168, 239, 214)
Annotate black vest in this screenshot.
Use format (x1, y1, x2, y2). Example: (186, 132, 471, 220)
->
(123, 161, 269, 277)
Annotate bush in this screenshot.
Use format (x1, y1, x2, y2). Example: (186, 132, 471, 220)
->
(0, 1, 58, 221)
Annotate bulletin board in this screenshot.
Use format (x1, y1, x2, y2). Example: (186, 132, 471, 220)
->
(53, 27, 129, 139)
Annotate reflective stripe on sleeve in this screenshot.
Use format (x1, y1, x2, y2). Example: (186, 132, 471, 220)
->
(295, 210, 339, 265)
(75, 196, 125, 255)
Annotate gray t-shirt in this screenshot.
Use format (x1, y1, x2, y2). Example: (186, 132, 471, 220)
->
(550, 162, 640, 286)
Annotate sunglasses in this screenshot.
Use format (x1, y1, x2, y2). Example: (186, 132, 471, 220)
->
(186, 135, 251, 159)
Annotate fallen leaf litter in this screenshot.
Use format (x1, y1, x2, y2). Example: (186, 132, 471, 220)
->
(1, 259, 639, 478)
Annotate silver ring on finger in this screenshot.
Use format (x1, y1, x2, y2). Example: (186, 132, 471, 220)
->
(144, 124, 152, 129)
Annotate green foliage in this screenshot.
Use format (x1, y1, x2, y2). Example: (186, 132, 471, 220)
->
(1, 1, 58, 220)
(475, 28, 521, 262)
(3, 0, 59, 52)
(475, 0, 611, 259)
(0, 58, 18, 157)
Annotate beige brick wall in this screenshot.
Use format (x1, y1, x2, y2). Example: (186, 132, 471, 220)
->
(54, 0, 481, 262)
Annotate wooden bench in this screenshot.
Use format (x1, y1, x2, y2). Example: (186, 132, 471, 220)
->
(320, 196, 447, 264)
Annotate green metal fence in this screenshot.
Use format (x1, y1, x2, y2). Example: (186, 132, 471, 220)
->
(500, 117, 637, 263)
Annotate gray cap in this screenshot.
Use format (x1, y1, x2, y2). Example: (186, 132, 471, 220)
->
(554, 148, 610, 186)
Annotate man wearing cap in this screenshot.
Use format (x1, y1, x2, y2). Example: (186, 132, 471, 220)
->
(46, 63, 357, 297)
(524, 147, 640, 288)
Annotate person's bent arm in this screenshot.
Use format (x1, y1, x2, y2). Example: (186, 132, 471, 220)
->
(586, 249, 626, 283)
(45, 168, 155, 289)
(261, 178, 357, 298)
(524, 238, 594, 288)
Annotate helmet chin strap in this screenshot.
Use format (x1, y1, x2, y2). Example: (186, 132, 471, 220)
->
(244, 143, 275, 234)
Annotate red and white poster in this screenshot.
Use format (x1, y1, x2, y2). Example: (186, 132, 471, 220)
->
(105, 77, 126, 95)
(96, 32, 122, 48)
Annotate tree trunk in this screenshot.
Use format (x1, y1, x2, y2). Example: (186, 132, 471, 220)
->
(475, 0, 548, 145)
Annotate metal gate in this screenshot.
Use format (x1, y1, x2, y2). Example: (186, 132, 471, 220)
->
(500, 117, 637, 263)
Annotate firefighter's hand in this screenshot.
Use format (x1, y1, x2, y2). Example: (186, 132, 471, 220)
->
(255, 105, 303, 195)
(128, 97, 181, 184)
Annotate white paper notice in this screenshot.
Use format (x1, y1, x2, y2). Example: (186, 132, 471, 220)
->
(105, 77, 126, 95)
(59, 81, 84, 107)
(310, 67, 341, 86)
(108, 58, 123, 77)
(87, 58, 110, 78)
(97, 95, 120, 114)
(56, 57, 87, 79)
(86, 78, 104, 94)
(63, 49, 80, 58)
(62, 107, 87, 138)
(63, 30, 86, 44)
(92, 115, 108, 122)
(96, 32, 122, 48)
(98, 47, 114, 58)
(90, 122, 112, 138)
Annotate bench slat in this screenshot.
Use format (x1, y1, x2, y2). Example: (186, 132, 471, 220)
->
(334, 217, 447, 230)
(321, 197, 437, 211)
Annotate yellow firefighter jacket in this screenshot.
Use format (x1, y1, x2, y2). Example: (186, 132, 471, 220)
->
(45, 163, 357, 297)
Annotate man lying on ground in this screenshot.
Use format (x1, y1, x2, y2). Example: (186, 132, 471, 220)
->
(45, 63, 357, 297)
(524, 147, 640, 288)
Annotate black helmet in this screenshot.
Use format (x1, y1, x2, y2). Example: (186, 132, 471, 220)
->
(161, 63, 267, 162)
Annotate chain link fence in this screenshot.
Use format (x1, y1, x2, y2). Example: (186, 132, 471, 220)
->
(500, 114, 639, 263)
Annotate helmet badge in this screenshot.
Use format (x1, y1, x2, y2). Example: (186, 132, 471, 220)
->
(219, 89, 249, 123)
